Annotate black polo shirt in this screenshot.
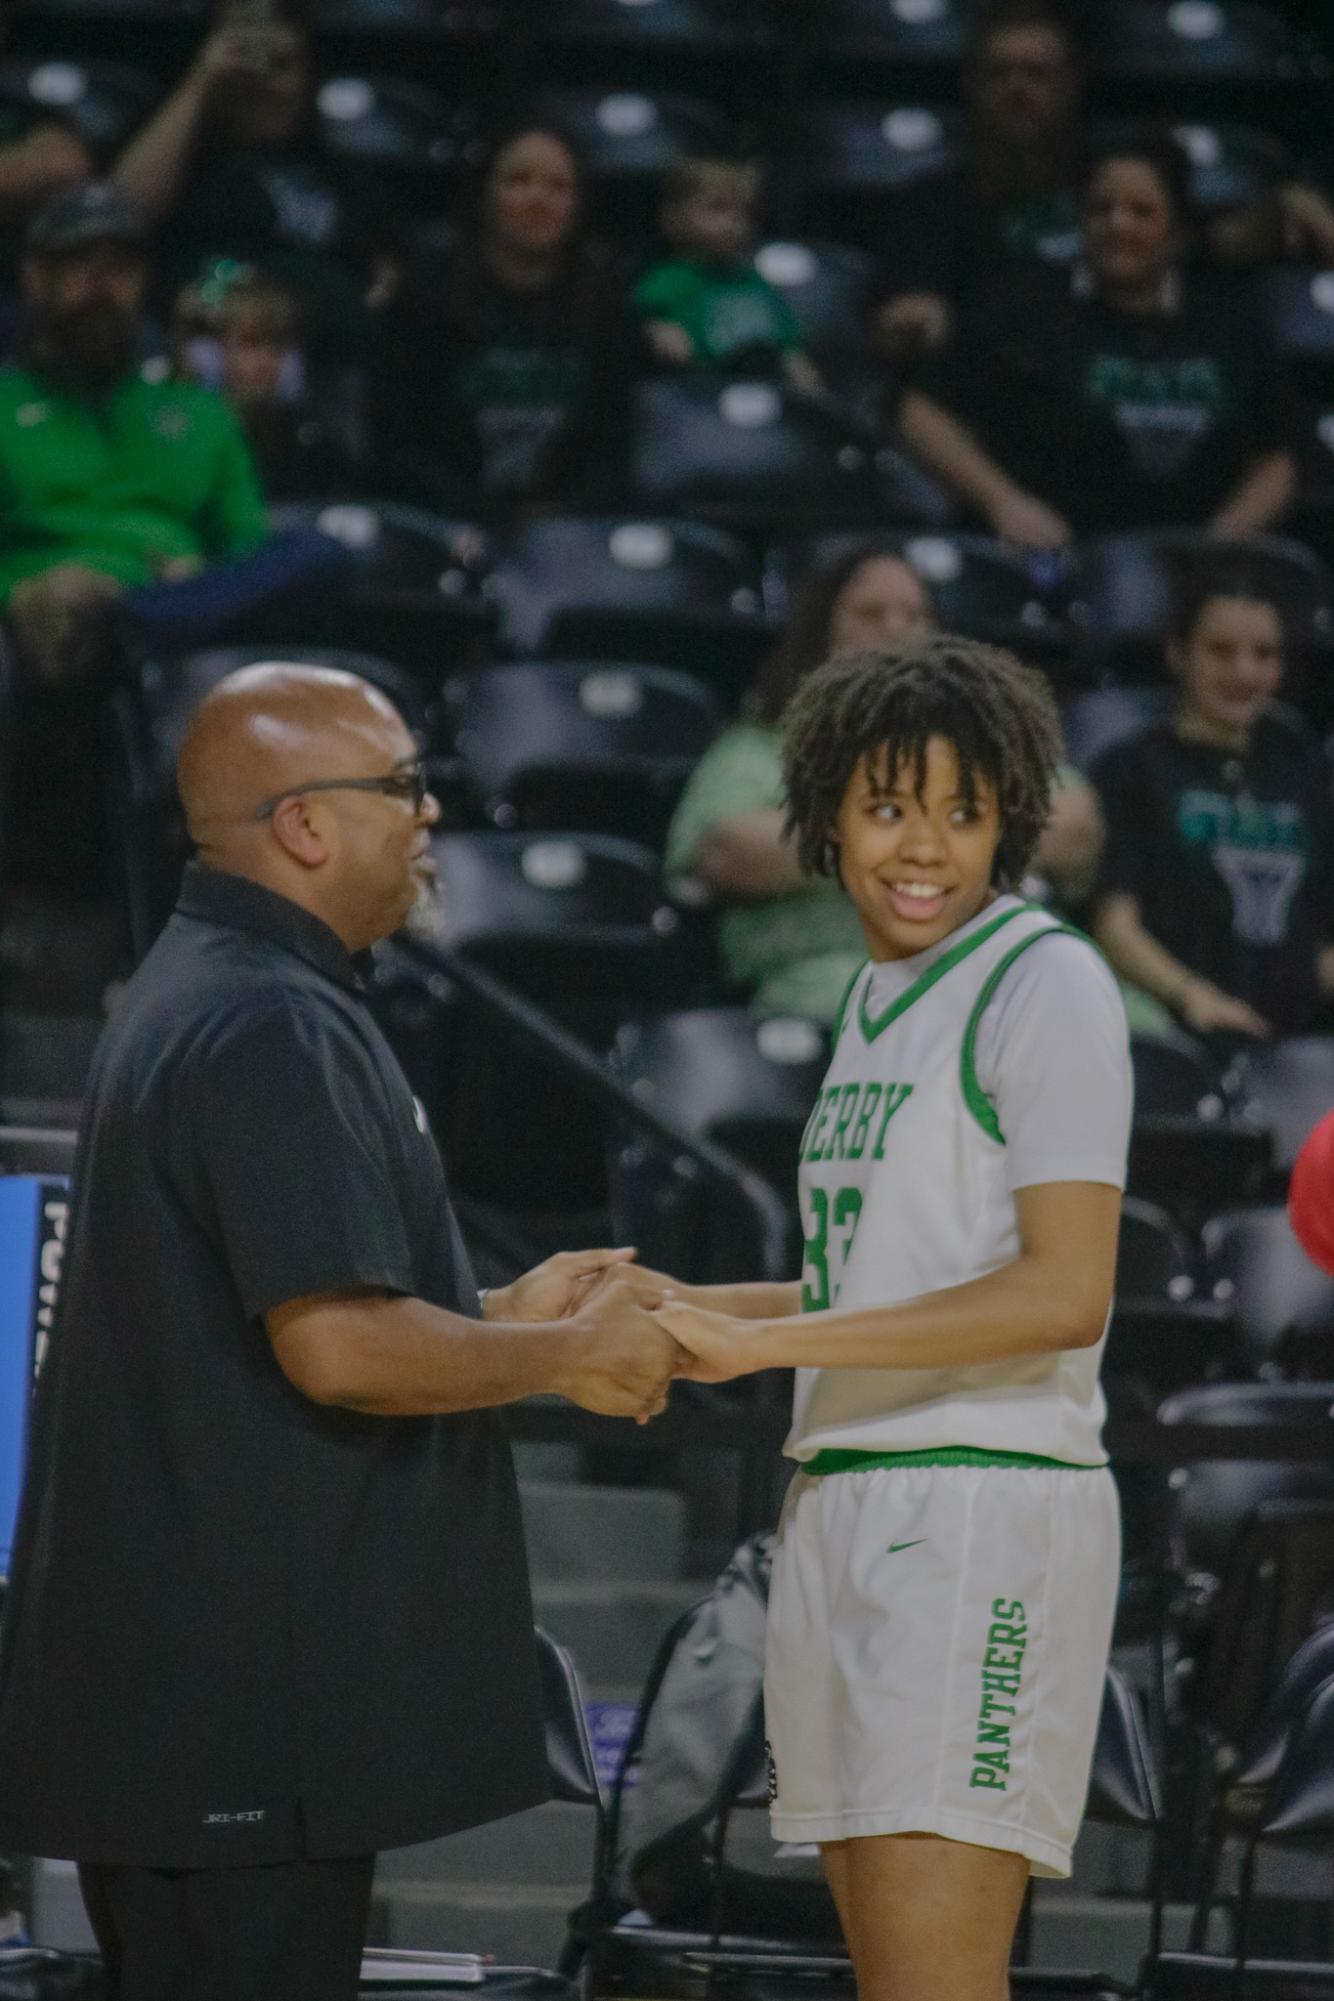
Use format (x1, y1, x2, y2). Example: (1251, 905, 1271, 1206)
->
(0, 866, 548, 1867)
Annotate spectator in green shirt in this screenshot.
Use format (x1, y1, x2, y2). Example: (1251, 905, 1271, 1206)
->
(0, 183, 271, 683)
(635, 158, 821, 392)
(665, 538, 1103, 1020)
(2, 183, 348, 905)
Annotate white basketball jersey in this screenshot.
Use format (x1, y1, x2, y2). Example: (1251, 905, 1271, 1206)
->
(786, 897, 1113, 1466)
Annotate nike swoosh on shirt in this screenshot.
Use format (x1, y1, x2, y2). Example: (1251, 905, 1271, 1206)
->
(887, 1540, 927, 1554)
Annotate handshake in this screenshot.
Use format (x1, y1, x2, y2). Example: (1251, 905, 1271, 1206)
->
(483, 1249, 719, 1424)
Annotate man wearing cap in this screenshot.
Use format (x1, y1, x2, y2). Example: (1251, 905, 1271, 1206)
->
(0, 182, 270, 687)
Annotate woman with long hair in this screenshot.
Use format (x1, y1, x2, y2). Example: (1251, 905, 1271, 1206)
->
(372, 120, 633, 514)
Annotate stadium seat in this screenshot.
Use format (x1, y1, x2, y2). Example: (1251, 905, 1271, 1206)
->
(1068, 531, 1334, 684)
(1086, 1, 1318, 86)
(266, 501, 496, 677)
(360, 1626, 599, 1998)
(1230, 1036, 1334, 1182)
(795, 0, 973, 72)
(609, 1007, 829, 1280)
(793, 100, 962, 245)
(779, 530, 1070, 662)
(314, 73, 466, 203)
(395, 831, 691, 1209)
(1089, 116, 1297, 214)
(311, 0, 482, 31)
(533, 0, 754, 59)
(1202, 1204, 1334, 1376)
(1059, 686, 1171, 771)
(531, 87, 733, 234)
(0, 57, 158, 154)
(630, 375, 881, 531)
(1105, 1199, 1237, 1423)
(1263, 265, 1334, 380)
(484, 516, 768, 700)
(1119, 1197, 1200, 1302)
(1151, 1674, 1334, 1995)
(142, 643, 428, 765)
(750, 239, 877, 371)
(1126, 1032, 1271, 1224)
(445, 660, 722, 846)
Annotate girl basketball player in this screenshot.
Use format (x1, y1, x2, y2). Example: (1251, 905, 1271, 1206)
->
(654, 636, 1131, 2000)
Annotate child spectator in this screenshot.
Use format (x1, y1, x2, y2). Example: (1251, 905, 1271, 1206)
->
(173, 260, 363, 496)
(636, 158, 820, 390)
(1091, 569, 1334, 1039)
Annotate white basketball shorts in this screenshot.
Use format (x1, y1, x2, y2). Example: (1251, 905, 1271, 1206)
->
(764, 1458, 1121, 1877)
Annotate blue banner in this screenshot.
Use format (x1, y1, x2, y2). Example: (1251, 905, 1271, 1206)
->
(0, 1176, 69, 1578)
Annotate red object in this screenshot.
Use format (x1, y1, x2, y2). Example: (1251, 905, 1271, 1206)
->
(1289, 1106, 1334, 1277)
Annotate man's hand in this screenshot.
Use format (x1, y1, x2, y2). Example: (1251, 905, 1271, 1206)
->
(556, 1274, 681, 1421)
(485, 1247, 637, 1324)
(653, 1300, 762, 1384)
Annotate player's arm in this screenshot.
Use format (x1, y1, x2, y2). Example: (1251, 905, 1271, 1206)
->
(578, 1261, 802, 1320)
(658, 1180, 1118, 1381)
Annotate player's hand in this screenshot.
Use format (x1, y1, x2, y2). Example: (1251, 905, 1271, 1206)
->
(988, 488, 1071, 551)
(558, 1274, 681, 1421)
(579, 1258, 688, 1312)
(653, 1300, 760, 1384)
(486, 1247, 638, 1324)
(1177, 977, 1271, 1040)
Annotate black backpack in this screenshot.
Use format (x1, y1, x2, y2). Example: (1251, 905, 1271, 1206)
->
(610, 1534, 837, 1939)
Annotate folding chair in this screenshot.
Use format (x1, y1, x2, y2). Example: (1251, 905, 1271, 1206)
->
(360, 1628, 602, 1997)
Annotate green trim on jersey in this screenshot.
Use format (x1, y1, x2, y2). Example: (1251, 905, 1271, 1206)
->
(959, 922, 1090, 1143)
(829, 962, 868, 1052)
(857, 903, 1030, 1046)
(805, 1445, 1107, 1473)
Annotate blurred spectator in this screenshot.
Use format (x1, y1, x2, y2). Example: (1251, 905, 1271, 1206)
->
(371, 122, 632, 516)
(172, 259, 363, 496)
(898, 138, 1298, 548)
(635, 158, 820, 390)
(0, 2, 92, 268)
(665, 540, 1098, 1019)
(872, 0, 1334, 370)
(1, 184, 348, 900)
(112, 0, 399, 361)
(1091, 569, 1334, 1040)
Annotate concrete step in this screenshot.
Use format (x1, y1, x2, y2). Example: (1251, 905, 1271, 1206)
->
(379, 1880, 582, 1967)
(378, 1803, 596, 1889)
(1028, 1895, 1225, 1984)
(532, 1578, 700, 1689)
(520, 1481, 686, 1583)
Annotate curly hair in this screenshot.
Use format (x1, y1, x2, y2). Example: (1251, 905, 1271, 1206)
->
(781, 636, 1062, 889)
(749, 538, 937, 726)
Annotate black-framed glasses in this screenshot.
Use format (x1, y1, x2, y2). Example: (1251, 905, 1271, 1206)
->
(251, 764, 429, 821)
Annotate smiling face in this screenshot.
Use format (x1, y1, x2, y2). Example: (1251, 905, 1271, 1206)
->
(1083, 156, 1181, 297)
(831, 734, 1003, 961)
(1170, 595, 1285, 747)
(484, 131, 580, 259)
(827, 555, 937, 657)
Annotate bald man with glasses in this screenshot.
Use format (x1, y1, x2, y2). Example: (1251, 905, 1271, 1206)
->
(0, 661, 678, 2001)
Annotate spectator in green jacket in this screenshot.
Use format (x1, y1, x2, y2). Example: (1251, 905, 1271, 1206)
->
(1, 183, 268, 684)
(636, 158, 821, 391)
